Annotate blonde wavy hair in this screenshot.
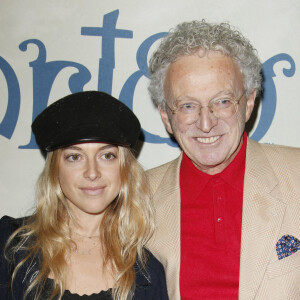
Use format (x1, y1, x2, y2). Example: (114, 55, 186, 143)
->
(5, 146, 154, 300)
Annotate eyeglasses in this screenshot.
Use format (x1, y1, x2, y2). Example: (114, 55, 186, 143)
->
(166, 92, 245, 121)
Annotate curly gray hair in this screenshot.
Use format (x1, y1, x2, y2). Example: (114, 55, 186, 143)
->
(148, 20, 262, 109)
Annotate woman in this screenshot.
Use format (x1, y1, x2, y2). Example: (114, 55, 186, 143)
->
(0, 91, 168, 300)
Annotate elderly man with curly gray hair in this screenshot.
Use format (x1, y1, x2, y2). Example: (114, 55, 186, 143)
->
(147, 20, 300, 300)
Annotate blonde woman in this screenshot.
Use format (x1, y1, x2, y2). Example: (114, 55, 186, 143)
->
(0, 91, 168, 300)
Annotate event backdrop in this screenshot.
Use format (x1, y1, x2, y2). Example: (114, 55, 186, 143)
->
(1, 0, 299, 217)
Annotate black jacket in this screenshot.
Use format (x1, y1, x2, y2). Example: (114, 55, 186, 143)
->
(0, 216, 169, 300)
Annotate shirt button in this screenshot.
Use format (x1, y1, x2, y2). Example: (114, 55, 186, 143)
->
(217, 196, 222, 201)
(217, 217, 223, 222)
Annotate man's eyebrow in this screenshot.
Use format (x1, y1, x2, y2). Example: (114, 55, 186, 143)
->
(175, 90, 236, 103)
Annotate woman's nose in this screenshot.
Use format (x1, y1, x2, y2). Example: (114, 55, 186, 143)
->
(83, 159, 101, 181)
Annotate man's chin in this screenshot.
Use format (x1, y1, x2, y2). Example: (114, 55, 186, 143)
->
(190, 154, 230, 173)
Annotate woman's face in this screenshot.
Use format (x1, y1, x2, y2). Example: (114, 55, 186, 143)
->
(58, 143, 121, 217)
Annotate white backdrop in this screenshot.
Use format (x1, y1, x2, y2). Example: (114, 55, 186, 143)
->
(1, 0, 299, 218)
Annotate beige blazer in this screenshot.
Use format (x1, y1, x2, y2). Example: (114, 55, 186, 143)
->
(147, 138, 300, 300)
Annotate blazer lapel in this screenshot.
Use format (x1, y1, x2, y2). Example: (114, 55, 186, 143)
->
(148, 155, 182, 300)
(239, 139, 287, 299)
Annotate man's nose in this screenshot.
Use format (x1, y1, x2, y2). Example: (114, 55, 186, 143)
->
(195, 106, 218, 132)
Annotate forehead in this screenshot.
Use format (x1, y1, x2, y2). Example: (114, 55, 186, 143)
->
(62, 143, 118, 151)
(164, 51, 244, 100)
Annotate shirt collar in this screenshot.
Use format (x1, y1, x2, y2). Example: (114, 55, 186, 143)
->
(220, 131, 247, 191)
(180, 132, 247, 201)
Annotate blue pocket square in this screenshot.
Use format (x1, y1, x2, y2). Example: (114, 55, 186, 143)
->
(276, 235, 300, 260)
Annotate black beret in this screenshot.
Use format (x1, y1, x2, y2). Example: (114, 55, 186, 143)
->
(32, 91, 141, 152)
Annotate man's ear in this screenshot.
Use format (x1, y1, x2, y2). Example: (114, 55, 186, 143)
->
(245, 89, 257, 122)
(158, 105, 173, 134)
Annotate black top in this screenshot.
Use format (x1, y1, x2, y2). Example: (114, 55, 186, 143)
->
(62, 288, 112, 300)
(0, 216, 169, 300)
(42, 278, 113, 300)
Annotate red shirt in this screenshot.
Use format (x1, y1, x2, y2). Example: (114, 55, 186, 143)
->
(180, 133, 247, 299)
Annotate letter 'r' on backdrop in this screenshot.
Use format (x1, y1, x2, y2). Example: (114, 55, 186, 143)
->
(0, 0, 299, 217)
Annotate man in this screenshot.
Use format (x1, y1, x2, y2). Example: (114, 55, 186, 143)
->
(147, 21, 300, 300)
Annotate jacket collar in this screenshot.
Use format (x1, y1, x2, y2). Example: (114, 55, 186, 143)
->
(239, 138, 286, 299)
(134, 258, 151, 287)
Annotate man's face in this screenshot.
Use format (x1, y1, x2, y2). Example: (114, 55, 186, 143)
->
(160, 51, 256, 175)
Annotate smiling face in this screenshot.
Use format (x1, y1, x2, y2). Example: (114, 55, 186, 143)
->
(160, 51, 256, 175)
(58, 143, 121, 218)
